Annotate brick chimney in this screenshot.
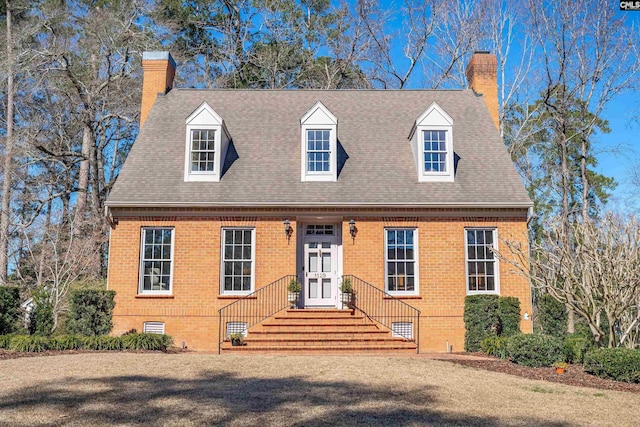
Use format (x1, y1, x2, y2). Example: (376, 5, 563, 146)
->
(465, 51, 499, 130)
(140, 51, 176, 128)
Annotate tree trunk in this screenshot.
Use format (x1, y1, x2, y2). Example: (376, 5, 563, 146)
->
(74, 124, 92, 226)
(0, 0, 15, 284)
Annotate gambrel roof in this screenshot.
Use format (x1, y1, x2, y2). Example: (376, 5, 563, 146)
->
(106, 89, 531, 209)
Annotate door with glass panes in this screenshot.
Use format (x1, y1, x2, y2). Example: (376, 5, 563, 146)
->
(304, 234, 338, 307)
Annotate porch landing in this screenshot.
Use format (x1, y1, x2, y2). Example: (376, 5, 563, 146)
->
(220, 309, 417, 354)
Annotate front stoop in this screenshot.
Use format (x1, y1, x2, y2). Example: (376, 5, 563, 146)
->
(221, 309, 417, 354)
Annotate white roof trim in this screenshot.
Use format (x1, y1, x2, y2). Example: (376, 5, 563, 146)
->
(300, 101, 337, 125)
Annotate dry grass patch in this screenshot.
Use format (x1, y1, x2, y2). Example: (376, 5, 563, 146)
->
(0, 353, 638, 426)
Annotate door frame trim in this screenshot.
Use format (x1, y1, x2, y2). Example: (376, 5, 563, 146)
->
(296, 218, 343, 308)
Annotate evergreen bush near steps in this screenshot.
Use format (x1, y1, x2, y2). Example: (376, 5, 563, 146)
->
(464, 295, 522, 352)
(464, 295, 499, 352)
(497, 297, 521, 337)
(67, 289, 116, 336)
(506, 333, 564, 367)
(584, 348, 640, 383)
(0, 286, 21, 335)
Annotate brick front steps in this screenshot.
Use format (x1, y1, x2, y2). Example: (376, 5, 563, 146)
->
(221, 309, 417, 354)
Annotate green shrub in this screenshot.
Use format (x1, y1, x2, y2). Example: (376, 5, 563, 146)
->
(82, 335, 122, 351)
(506, 333, 564, 367)
(498, 297, 521, 337)
(29, 288, 54, 336)
(481, 336, 509, 359)
(9, 335, 50, 352)
(0, 334, 13, 349)
(0, 286, 21, 335)
(67, 290, 116, 336)
(563, 334, 595, 364)
(584, 348, 640, 383)
(536, 294, 566, 338)
(121, 333, 173, 351)
(464, 295, 500, 352)
(50, 335, 83, 351)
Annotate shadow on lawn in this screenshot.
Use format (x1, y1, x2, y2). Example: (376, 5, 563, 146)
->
(0, 371, 572, 426)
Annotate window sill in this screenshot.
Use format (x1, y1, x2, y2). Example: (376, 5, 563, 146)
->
(135, 295, 175, 299)
(218, 295, 257, 299)
(384, 295, 422, 300)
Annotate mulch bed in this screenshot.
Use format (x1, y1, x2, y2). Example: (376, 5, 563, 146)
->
(445, 354, 640, 394)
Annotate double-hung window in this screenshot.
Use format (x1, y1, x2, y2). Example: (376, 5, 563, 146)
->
(190, 129, 216, 172)
(385, 228, 418, 294)
(423, 130, 448, 173)
(465, 228, 499, 294)
(139, 227, 174, 294)
(306, 130, 331, 173)
(221, 228, 255, 295)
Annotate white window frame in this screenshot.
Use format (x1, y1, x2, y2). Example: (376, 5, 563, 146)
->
(409, 102, 454, 182)
(184, 102, 230, 182)
(384, 228, 419, 296)
(220, 227, 256, 296)
(300, 101, 337, 182)
(465, 228, 500, 295)
(138, 227, 175, 295)
(189, 128, 217, 174)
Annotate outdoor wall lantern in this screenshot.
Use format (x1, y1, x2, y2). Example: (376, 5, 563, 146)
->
(349, 219, 357, 241)
(284, 219, 293, 242)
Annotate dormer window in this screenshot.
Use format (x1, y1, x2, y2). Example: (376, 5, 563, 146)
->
(423, 130, 448, 173)
(184, 102, 230, 182)
(307, 130, 331, 173)
(301, 101, 337, 182)
(190, 129, 216, 173)
(409, 102, 454, 182)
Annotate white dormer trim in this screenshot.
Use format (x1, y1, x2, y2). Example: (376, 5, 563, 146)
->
(300, 101, 338, 182)
(184, 102, 231, 182)
(409, 102, 454, 183)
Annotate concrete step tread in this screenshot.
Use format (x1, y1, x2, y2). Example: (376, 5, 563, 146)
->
(242, 337, 409, 343)
(221, 344, 418, 352)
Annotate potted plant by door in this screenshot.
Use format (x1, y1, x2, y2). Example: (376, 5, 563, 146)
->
(340, 278, 355, 309)
(229, 333, 245, 346)
(288, 279, 302, 308)
(553, 361, 568, 374)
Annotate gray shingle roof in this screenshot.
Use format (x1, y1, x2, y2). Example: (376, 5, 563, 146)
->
(106, 89, 532, 208)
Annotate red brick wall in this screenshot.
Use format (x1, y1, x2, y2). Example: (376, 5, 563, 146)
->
(108, 217, 296, 350)
(342, 216, 532, 352)
(108, 213, 531, 352)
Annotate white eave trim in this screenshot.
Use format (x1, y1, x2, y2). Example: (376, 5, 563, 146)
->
(106, 201, 533, 209)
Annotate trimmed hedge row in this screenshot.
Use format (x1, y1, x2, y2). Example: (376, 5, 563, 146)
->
(0, 333, 173, 352)
(584, 348, 640, 383)
(464, 295, 521, 352)
(506, 333, 564, 367)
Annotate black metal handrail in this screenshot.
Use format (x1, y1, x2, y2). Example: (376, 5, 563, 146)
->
(342, 275, 421, 353)
(218, 274, 297, 353)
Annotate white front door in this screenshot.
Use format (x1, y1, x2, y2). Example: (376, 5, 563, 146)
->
(304, 235, 338, 307)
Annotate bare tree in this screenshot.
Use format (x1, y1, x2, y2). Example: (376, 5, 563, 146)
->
(18, 219, 104, 332)
(496, 214, 640, 348)
(0, 0, 15, 285)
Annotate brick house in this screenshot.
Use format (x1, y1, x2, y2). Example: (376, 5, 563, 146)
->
(105, 51, 533, 353)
